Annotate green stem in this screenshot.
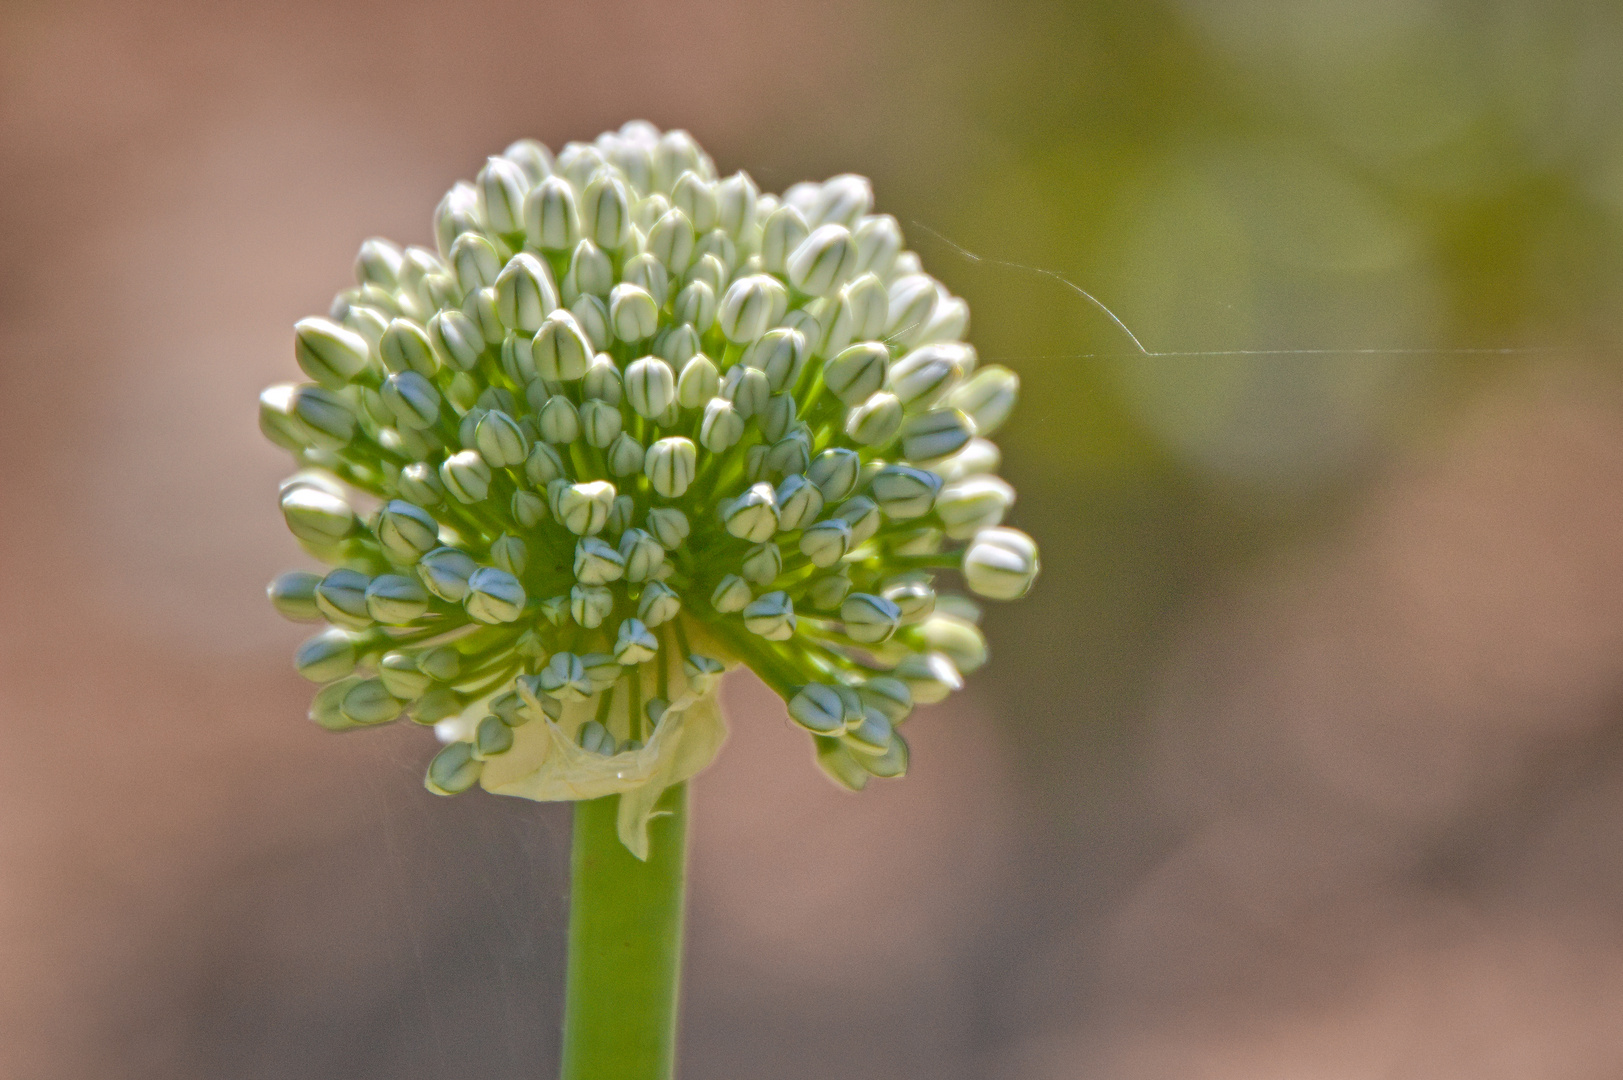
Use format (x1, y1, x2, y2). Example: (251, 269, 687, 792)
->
(560, 785, 689, 1080)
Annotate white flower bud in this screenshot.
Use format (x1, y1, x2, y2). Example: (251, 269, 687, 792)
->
(625, 356, 677, 418)
(428, 309, 485, 371)
(523, 441, 565, 487)
(835, 495, 881, 545)
(853, 214, 903, 278)
(652, 129, 710, 190)
(366, 573, 430, 624)
(539, 396, 582, 444)
(289, 385, 355, 449)
(916, 613, 988, 673)
(374, 651, 432, 701)
(845, 390, 903, 446)
(788, 683, 847, 735)
(646, 507, 690, 550)
(644, 436, 697, 498)
(711, 574, 752, 613)
(962, 527, 1039, 600)
(885, 274, 939, 346)
(570, 293, 612, 350)
(449, 233, 503, 293)
(462, 285, 505, 345)
(805, 448, 860, 503)
(787, 224, 860, 297)
(899, 408, 974, 463)
(375, 499, 440, 564)
(757, 393, 795, 444)
(895, 651, 961, 704)
(556, 480, 616, 535)
(504, 137, 553, 183)
(944, 364, 1018, 436)
(718, 274, 789, 344)
(685, 252, 727, 294)
(743, 591, 796, 640)
(259, 384, 313, 451)
(440, 449, 492, 503)
(281, 484, 355, 546)
(841, 592, 901, 643)
(807, 573, 852, 610)
(859, 677, 912, 723)
(719, 365, 769, 421)
(870, 464, 942, 519)
(579, 399, 623, 447)
(741, 541, 782, 586)
(378, 372, 438, 430)
(512, 489, 547, 529)
(671, 170, 719, 233)
(294, 317, 370, 388)
(825, 342, 889, 406)
(822, 274, 888, 356)
(475, 410, 529, 467)
(477, 156, 529, 236)
(614, 618, 660, 665)
(606, 432, 645, 477)
(570, 583, 614, 628)
(760, 203, 810, 275)
(607, 493, 636, 535)
(500, 331, 537, 384)
(774, 474, 825, 531)
(465, 566, 526, 623)
(930, 437, 1002, 483)
(434, 181, 481, 258)
(721, 482, 780, 542)
(844, 707, 893, 756)
(621, 251, 670, 306)
(648, 207, 696, 274)
(798, 518, 851, 567)
(295, 627, 359, 683)
(743, 328, 808, 392)
(616, 528, 664, 582)
(491, 533, 528, 576)
(655, 324, 702, 365)
(716, 171, 759, 237)
(673, 280, 717, 332)
(314, 568, 371, 628)
(581, 172, 633, 250)
(574, 536, 626, 584)
(355, 237, 404, 288)
(566, 239, 615, 301)
(540, 651, 592, 702)
(810, 174, 872, 228)
(637, 581, 682, 626)
(882, 575, 937, 623)
(379, 318, 438, 376)
(523, 175, 580, 251)
(269, 570, 323, 622)
(935, 475, 1014, 539)
(700, 397, 745, 453)
(609, 284, 659, 342)
(495, 253, 558, 333)
(418, 546, 477, 601)
(889, 343, 967, 408)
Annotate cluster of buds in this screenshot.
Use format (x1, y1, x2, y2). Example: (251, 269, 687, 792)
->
(263, 122, 1038, 851)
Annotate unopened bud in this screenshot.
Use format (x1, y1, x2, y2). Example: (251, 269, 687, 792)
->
(426, 740, 482, 795)
(844, 390, 903, 446)
(743, 591, 796, 640)
(540, 652, 593, 701)
(741, 541, 783, 586)
(870, 465, 942, 519)
(637, 581, 682, 625)
(798, 518, 852, 568)
(495, 253, 558, 333)
(899, 408, 974, 463)
(490, 533, 528, 576)
(945, 365, 1018, 436)
(533, 310, 593, 381)
(281, 484, 355, 546)
(579, 399, 623, 448)
(614, 618, 660, 664)
(524, 175, 580, 251)
(440, 449, 492, 503)
(760, 203, 810, 275)
(963, 527, 1039, 600)
(418, 546, 477, 601)
(721, 482, 780, 542)
(294, 317, 371, 388)
(466, 566, 526, 623)
(718, 275, 789, 344)
(894, 651, 962, 704)
(474, 714, 515, 759)
(787, 224, 859, 297)
(556, 480, 616, 535)
(538, 395, 582, 444)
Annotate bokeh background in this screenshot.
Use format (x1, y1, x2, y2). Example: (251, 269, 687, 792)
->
(5, 0, 1623, 1076)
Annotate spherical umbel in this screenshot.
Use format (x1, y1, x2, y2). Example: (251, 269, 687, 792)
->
(262, 120, 1037, 819)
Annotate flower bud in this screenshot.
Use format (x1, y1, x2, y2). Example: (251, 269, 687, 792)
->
(574, 536, 626, 584)
(609, 284, 659, 342)
(571, 293, 611, 350)
(294, 627, 360, 683)
(552, 480, 615, 536)
(815, 736, 869, 791)
(685, 251, 727, 294)
(607, 433, 645, 477)
(743, 328, 808, 392)
(758, 393, 796, 444)
(268, 570, 323, 622)
(259, 384, 313, 451)
(935, 475, 1014, 539)
(313, 567, 371, 628)
(539, 652, 592, 701)
(294, 317, 371, 388)
(381, 371, 441, 430)
(577, 720, 615, 756)
(354, 237, 404, 288)
(341, 677, 405, 726)
(579, 354, 623, 405)
(721, 364, 771, 420)
(465, 566, 526, 623)
(859, 677, 912, 724)
(895, 651, 962, 704)
(579, 399, 623, 448)
(673, 279, 717, 332)
(718, 275, 789, 344)
(741, 541, 782, 586)
(581, 172, 633, 250)
(462, 285, 505, 344)
(845, 390, 903, 446)
(823, 342, 889, 405)
(477, 156, 529, 236)
(844, 706, 893, 756)
(539, 395, 582, 444)
(614, 618, 660, 665)
(808, 572, 853, 610)
(899, 408, 974, 463)
(474, 714, 515, 760)
(289, 385, 356, 449)
(509, 489, 546, 530)
(440, 449, 492, 503)
(962, 527, 1039, 600)
(945, 365, 1018, 436)
(612, 528, 661, 582)
(645, 436, 697, 498)
(915, 612, 988, 673)
(495, 253, 558, 333)
(524, 440, 566, 485)
(505, 137, 553, 183)
(931, 437, 1002, 483)
(474, 410, 529, 468)
(803, 448, 858, 503)
(375, 499, 440, 564)
(674, 354, 719, 409)
(787, 224, 859, 297)
(711, 574, 752, 613)
(570, 583, 613, 628)
(500, 331, 537, 385)
(622, 252, 670, 306)
(379, 318, 438, 376)
(523, 175, 580, 251)
(700, 397, 745, 453)
(449, 233, 503, 293)
(607, 493, 636, 536)
(647, 207, 697, 275)
(637, 581, 681, 626)
(852, 214, 903, 277)
(760, 203, 809, 275)
(567, 239, 615, 298)
(418, 546, 477, 601)
(434, 181, 481, 257)
(870, 464, 943, 520)
(364, 573, 429, 624)
(798, 518, 851, 567)
(716, 171, 759, 237)
(625, 356, 676, 418)
(490, 533, 528, 576)
(378, 650, 433, 700)
(885, 275, 941, 347)
(418, 646, 462, 682)
(889, 343, 967, 408)
(671, 170, 719, 233)
(645, 506, 689, 549)
(774, 474, 825, 531)
(841, 592, 901, 644)
(789, 684, 848, 735)
(721, 482, 780, 542)
(426, 741, 482, 795)
(281, 484, 355, 546)
(809, 174, 872, 228)
(743, 591, 795, 639)
(835, 495, 881, 545)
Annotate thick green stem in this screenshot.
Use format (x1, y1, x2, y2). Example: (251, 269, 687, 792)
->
(560, 784, 688, 1080)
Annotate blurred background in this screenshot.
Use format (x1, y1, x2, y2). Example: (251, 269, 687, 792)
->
(4, 0, 1623, 1075)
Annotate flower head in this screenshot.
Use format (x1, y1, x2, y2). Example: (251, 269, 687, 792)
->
(263, 122, 1038, 855)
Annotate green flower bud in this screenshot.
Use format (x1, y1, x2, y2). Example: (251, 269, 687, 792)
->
(268, 570, 323, 621)
(364, 573, 430, 624)
(533, 310, 593, 381)
(491, 689, 528, 726)
(914, 612, 988, 673)
(418, 546, 477, 601)
(611, 528, 661, 582)
(500, 332, 537, 384)
(394, 463, 441, 508)
(490, 533, 528, 576)
(845, 390, 903, 446)
(581, 172, 634, 250)
(466, 566, 526, 623)
(881, 574, 937, 623)
(743, 328, 808, 393)
(841, 592, 901, 644)
(541, 595, 569, 626)
(933, 437, 1001, 483)
(259, 384, 313, 451)
(798, 518, 851, 568)
(474, 410, 529, 468)
(637, 581, 682, 626)
(694, 229, 737, 275)
(524, 175, 580, 251)
(583, 650, 624, 689)
(538, 395, 582, 444)
(648, 207, 697, 275)
(963, 527, 1039, 600)
(556, 480, 616, 535)
(578, 720, 616, 756)
(281, 483, 355, 546)
(613, 618, 660, 665)
(309, 676, 365, 731)
(764, 431, 811, 479)
(477, 155, 529, 236)
(570, 583, 614, 628)
(440, 449, 492, 503)
(700, 397, 745, 453)
(505, 137, 553, 182)
(434, 181, 480, 256)
(722, 365, 771, 420)
(418, 646, 462, 682)
(718, 274, 789, 344)
(341, 677, 405, 725)
(810, 175, 872, 228)
(644, 436, 697, 498)
(870, 464, 942, 519)
(789, 683, 847, 735)
(609, 284, 659, 342)
(426, 740, 482, 795)
(655, 323, 702, 367)
(858, 730, 908, 778)
(808, 572, 853, 610)
(685, 252, 727, 294)
(474, 714, 515, 759)
(760, 393, 797, 444)
(844, 706, 893, 756)
(895, 651, 962, 704)
(540, 652, 592, 701)
(721, 482, 780, 542)
(774, 474, 825, 531)
(495, 253, 558, 333)
(607, 494, 636, 536)
(646, 506, 689, 549)
(760, 203, 810, 275)
(294, 317, 371, 388)
(859, 677, 912, 724)
(787, 224, 859, 297)
(375, 371, 437, 430)
(295, 627, 360, 683)
(920, 295, 969, 344)
(743, 591, 796, 640)
(378, 651, 433, 700)
(288, 385, 355, 449)
(581, 353, 623, 405)
(835, 495, 881, 545)
(508, 491, 545, 531)
(889, 343, 967, 408)
(814, 736, 869, 791)
(711, 574, 752, 613)
(673, 280, 717, 332)
(740, 541, 782, 586)
(462, 285, 505, 345)
(806, 448, 861, 502)
(375, 499, 440, 564)
(574, 536, 626, 584)
(314, 568, 371, 628)
(899, 408, 974, 463)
